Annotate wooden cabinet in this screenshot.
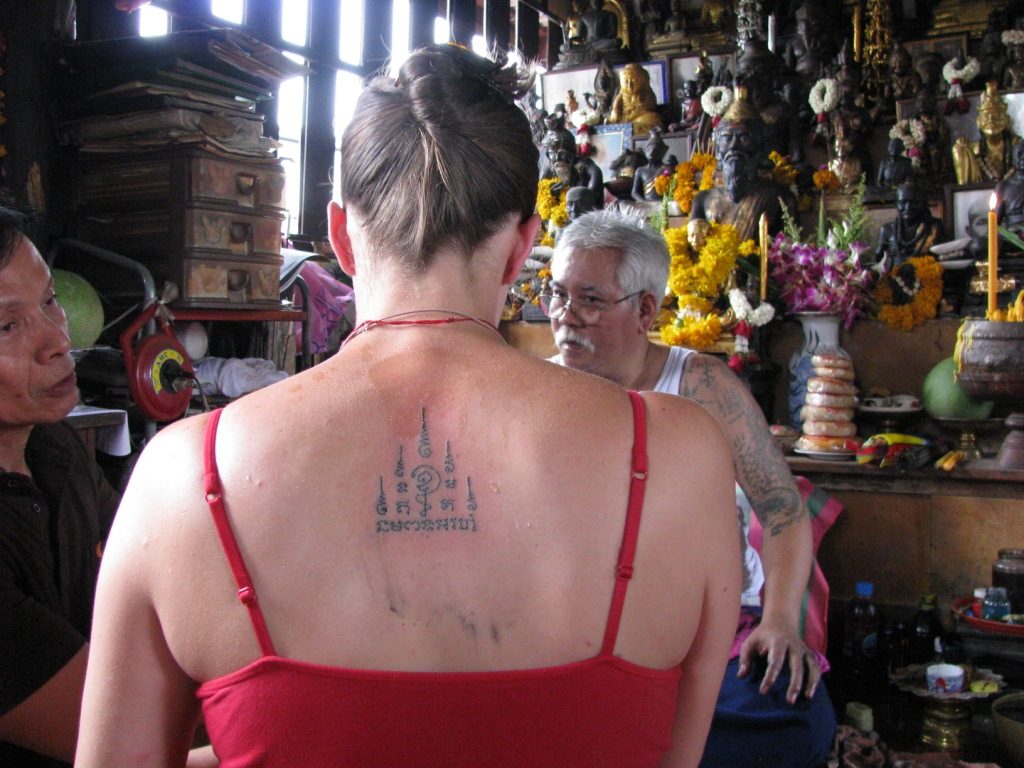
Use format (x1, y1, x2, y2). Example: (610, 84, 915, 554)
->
(72, 148, 286, 308)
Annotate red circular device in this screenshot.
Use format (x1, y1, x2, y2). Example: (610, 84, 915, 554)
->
(129, 332, 194, 422)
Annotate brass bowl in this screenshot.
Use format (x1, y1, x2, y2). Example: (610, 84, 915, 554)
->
(955, 320, 1024, 402)
(955, 320, 1024, 469)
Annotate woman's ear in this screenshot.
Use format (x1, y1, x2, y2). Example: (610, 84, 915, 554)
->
(328, 201, 356, 276)
(501, 214, 542, 285)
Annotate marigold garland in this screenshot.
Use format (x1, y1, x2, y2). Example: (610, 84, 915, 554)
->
(660, 222, 753, 351)
(536, 178, 568, 228)
(769, 151, 798, 186)
(812, 167, 840, 193)
(670, 152, 716, 215)
(660, 312, 722, 349)
(873, 255, 943, 331)
(654, 171, 671, 196)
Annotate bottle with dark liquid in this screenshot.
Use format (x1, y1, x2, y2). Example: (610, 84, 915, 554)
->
(842, 581, 882, 704)
(910, 593, 943, 664)
(992, 548, 1024, 614)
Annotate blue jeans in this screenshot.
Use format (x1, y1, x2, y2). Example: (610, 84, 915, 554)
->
(699, 656, 837, 768)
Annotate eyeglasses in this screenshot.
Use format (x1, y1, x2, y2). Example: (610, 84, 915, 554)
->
(538, 290, 643, 325)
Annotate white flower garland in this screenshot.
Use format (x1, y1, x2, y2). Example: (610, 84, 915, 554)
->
(1003, 30, 1024, 47)
(701, 86, 732, 118)
(889, 118, 925, 149)
(942, 56, 980, 85)
(808, 78, 838, 114)
(729, 289, 775, 327)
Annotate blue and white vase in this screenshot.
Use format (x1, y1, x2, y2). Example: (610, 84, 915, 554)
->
(788, 312, 845, 429)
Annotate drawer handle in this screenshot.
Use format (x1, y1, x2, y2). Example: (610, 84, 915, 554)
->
(235, 173, 258, 196)
(227, 269, 251, 292)
(229, 222, 253, 244)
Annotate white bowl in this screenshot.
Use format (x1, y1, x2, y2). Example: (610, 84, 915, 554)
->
(926, 663, 965, 694)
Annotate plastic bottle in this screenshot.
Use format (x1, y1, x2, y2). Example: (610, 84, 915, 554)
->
(842, 581, 882, 702)
(910, 593, 943, 664)
(982, 586, 1012, 620)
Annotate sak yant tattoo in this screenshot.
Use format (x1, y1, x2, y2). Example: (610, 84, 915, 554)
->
(375, 407, 478, 534)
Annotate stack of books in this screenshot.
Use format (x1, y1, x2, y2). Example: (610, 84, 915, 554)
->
(57, 28, 308, 158)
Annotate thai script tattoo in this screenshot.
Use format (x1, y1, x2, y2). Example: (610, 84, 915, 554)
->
(376, 408, 477, 534)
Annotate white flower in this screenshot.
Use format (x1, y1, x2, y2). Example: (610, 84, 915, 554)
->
(889, 118, 925, 149)
(808, 78, 838, 114)
(701, 86, 732, 118)
(1003, 30, 1024, 47)
(728, 288, 775, 327)
(942, 56, 980, 84)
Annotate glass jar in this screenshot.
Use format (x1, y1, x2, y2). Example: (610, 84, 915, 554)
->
(982, 586, 1012, 621)
(992, 548, 1024, 614)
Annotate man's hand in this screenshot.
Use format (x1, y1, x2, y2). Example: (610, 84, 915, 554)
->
(737, 616, 820, 705)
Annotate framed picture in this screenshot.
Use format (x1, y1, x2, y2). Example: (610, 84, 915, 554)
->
(633, 130, 692, 164)
(896, 90, 1024, 143)
(668, 50, 735, 105)
(591, 123, 633, 181)
(540, 60, 669, 115)
(944, 182, 996, 242)
(904, 34, 969, 70)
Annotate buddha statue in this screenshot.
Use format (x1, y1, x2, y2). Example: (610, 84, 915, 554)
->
(608, 63, 663, 137)
(885, 41, 922, 104)
(671, 79, 704, 133)
(557, 0, 628, 67)
(875, 137, 914, 195)
(735, 38, 801, 162)
(952, 81, 1021, 184)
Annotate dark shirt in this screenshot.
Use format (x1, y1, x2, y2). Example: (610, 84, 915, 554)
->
(0, 421, 119, 768)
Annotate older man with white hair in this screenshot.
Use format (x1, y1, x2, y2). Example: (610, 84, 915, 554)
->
(545, 208, 836, 768)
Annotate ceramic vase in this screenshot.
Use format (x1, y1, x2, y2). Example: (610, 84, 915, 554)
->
(788, 312, 845, 428)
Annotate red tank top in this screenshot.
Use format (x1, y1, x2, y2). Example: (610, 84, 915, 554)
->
(196, 391, 681, 767)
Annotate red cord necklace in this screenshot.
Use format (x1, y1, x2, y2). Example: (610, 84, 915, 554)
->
(341, 309, 504, 349)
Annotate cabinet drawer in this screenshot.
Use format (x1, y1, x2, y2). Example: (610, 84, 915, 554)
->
(77, 206, 283, 260)
(76, 149, 286, 213)
(183, 253, 282, 307)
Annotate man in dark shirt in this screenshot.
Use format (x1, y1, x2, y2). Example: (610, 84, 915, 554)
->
(0, 206, 119, 767)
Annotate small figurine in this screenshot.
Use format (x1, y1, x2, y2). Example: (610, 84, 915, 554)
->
(557, 0, 627, 67)
(671, 79, 703, 133)
(875, 137, 914, 194)
(996, 142, 1024, 241)
(1003, 30, 1024, 90)
(631, 128, 671, 202)
(875, 181, 942, 268)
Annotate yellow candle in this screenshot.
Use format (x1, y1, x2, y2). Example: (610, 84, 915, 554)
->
(989, 192, 999, 317)
(759, 213, 769, 301)
(853, 5, 862, 63)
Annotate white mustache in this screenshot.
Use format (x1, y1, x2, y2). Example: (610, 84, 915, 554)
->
(555, 327, 596, 353)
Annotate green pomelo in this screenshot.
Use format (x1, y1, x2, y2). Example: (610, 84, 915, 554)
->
(922, 356, 994, 420)
(53, 269, 104, 348)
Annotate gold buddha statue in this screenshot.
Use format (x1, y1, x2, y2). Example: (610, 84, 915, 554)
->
(952, 80, 1021, 184)
(608, 63, 662, 137)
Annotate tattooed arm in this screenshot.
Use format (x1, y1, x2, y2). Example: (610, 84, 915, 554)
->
(678, 354, 818, 703)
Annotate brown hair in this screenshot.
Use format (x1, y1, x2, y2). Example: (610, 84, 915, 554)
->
(340, 44, 538, 270)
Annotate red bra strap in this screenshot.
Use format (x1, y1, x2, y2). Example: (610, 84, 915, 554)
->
(202, 408, 277, 657)
(600, 390, 649, 656)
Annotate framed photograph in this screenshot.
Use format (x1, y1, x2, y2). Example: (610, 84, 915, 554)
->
(591, 123, 634, 181)
(944, 182, 996, 242)
(633, 130, 692, 164)
(904, 34, 969, 70)
(896, 90, 1024, 143)
(668, 50, 735, 106)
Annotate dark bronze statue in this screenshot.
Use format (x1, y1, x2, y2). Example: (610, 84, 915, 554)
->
(875, 181, 942, 268)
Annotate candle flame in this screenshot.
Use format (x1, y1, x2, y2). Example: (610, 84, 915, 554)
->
(991, 192, 998, 210)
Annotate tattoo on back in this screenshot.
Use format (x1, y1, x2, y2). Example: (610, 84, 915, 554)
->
(375, 408, 478, 535)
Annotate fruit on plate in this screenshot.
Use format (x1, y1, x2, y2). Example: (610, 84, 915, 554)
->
(922, 357, 994, 420)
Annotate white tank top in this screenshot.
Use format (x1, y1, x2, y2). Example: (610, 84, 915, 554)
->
(654, 346, 765, 606)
